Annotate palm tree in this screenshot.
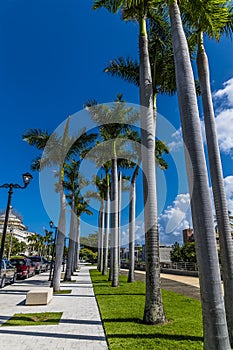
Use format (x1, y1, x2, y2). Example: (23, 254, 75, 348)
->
(43, 229, 53, 259)
(95, 175, 106, 273)
(23, 119, 96, 291)
(104, 31, 176, 285)
(104, 19, 176, 117)
(93, 0, 166, 324)
(63, 160, 81, 281)
(128, 138, 169, 283)
(103, 176, 110, 276)
(27, 233, 38, 255)
(168, 1, 230, 348)
(85, 95, 138, 287)
(86, 175, 107, 273)
(23, 121, 70, 291)
(179, 1, 233, 343)
(74, 195, 93, 270)
(83, 147, 111, 276)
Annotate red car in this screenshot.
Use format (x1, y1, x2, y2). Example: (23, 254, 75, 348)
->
(10, 257, 35, 279)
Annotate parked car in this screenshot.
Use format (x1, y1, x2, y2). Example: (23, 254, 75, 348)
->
(0, 259, 17, 288)
(28, 256, 47, 273)
(10, 257, 35, 279)
(43, 259, 51, 270)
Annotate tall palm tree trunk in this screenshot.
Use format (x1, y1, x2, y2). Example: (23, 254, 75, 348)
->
(128, 165, 139, 283)
(53, 188, 66, 292)
(97, 210, 101, 271)
(197, 32, 233, 345)
(108, 181, 114, 282)
(111, 156, 119, 287)
(102, 185, 110, 275)
(65, 198, 76, 281)
(97, 200, 104, 272)
(118, 171, 122, 271)
(169, 2, 230, 348)
(139, 15, 165, 324)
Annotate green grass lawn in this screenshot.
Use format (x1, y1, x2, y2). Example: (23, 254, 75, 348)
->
(53, 289, 72, 294)
(90, 269, 203, 350)
(61, 280, 77, 283)
(2, 312, 62, 326)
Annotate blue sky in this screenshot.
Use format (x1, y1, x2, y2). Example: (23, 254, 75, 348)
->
(0, 0, 232, 245)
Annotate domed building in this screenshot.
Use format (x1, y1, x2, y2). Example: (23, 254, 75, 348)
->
(0, 206, 32, 245)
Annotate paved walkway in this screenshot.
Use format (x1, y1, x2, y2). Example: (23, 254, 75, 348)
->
(0, 265, 108, 350)
(0, 265, 204, 350)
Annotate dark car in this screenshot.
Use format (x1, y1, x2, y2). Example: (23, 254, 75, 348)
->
(0, 259, 17, 288)
(28, 256, 47, 273)
(10, 257, 35, 279)
(43, 259, 51, 270)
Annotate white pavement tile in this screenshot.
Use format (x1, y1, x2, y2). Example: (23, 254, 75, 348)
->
(0, 266, 108, 350)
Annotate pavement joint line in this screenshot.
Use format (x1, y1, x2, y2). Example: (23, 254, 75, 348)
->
(0, 264, 109, 350)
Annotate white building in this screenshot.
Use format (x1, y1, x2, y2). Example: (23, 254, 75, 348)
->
(0, 206, 33, 245)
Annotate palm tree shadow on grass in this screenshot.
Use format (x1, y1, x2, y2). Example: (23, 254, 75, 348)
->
(107, 332, 203, 342)
(103, 318, 203, 343)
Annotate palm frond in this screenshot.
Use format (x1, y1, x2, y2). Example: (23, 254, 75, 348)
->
(22, 129, 50, 149)
(104, 57, 139, 86)
(180, 0, 231, 40)
(93, 0, 123, 13)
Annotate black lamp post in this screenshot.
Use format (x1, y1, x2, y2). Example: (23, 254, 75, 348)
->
(62, 237, 69, 272)
(48, 220, 57, 285)
(0, 173, 33, 273)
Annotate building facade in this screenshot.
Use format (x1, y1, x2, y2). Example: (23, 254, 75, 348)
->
(183, 228, 194, 244)
(0, 206, 33, 246)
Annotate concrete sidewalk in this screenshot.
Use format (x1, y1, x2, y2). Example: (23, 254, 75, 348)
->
(0, 265, 108, 350)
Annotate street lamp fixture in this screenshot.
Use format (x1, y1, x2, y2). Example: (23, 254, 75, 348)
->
(0, 173, 33, 273)
(48, 221, 58, 285)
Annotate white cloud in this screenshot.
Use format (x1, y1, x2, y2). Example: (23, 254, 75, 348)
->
(120, 223, 144, 246)
(168, 78, 233, 157)
(213, 78, 233, 106)
(215, 109, 233, 154)
(120, 176, 233, 247)
(213, 77, 233, 156)
(224, 176, 233, 213)
(158, 193, 192, 245)
(167, 128, 183, 152)
(158, 176, 233, 246)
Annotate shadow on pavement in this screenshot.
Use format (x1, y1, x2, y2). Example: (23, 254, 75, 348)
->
(0, 329, 106, 342)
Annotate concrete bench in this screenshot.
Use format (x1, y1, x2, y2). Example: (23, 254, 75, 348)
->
(25, 288, 53, 305)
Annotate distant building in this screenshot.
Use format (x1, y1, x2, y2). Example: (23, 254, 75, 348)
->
(183, 228, 194, 243)
(142, 244, 172, 263)
(183, 226, 233, 249)
(0, 206, 34, 247)
(121, 245, 142, 262)
(159, 245, 172, 263)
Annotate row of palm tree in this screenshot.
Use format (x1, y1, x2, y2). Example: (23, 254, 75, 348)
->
(27, 231, 53, 257)
(22, 0, 233, 347)
(23, 97, 168, 292)
(93, 0, 233, 348)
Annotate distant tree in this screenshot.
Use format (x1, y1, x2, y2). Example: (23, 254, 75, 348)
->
(170, 242, 197, 263)
(170, 242, 182, 262)
(3, 235, 26, 257)
(181, 243, 197, 263)
(80, 233, 98, 251)
(79, 247, 98, 263)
